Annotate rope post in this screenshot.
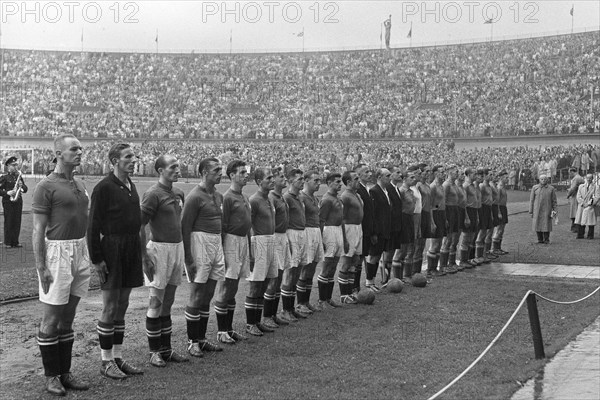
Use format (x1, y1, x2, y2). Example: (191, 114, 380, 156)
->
(526, 292, 545, 359)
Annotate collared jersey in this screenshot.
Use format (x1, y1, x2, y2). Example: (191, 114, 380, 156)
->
(222, 188, 252, 236)
(141, 182, 184, 243)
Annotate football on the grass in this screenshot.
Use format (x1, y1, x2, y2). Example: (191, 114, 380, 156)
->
(357, 290, 375, 305)
(411, 273, 427, 287)
(387, 278, 404, 293)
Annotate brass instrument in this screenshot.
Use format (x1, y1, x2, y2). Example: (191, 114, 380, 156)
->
(10, 170, 23, 202)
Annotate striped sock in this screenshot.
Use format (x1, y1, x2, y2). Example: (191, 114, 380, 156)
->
(274, 291, 281, 315)
(317, 275, 328, 301)
(296, 282, 307, 304)
(214, 302, 229, 332)
(160, 315, 173, 350)
(338, 277, 349, 296)
(58, 329, 74, 375)
(198, 307, 210, 341)
(96, 321, 114, 361)
(113, 320, 125, 359)
(245, 297, 259, 325)
(281, 288, 295, 311)
(38, 332, 60, 377)
(263, 292, 276, 319)
(185, 307, 201, 342)
(256, 298, 264, 324)
(146, 317, 162, 352)
(328, 278, 336, 300)
(227, 302, 236, 333)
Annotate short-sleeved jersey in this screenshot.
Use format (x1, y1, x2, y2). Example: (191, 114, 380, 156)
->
(320, 191, 344, 227)
(269, 191, 289, 233)
(141, 182, 184, 243)
(300, 190, 320, 228)
(250, 191, 275, 236)
(222, 188, 252, 236)
(181, 185, 223, 235)
(341, 189, 363, 225)
(32, 172, 89, 240)
(284, 191, 305, 230)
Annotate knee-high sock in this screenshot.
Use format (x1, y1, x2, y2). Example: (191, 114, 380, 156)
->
(281, 288, 295, 311)
(227, 302, 236, 333)
(365, 262, 378, 280)
(38, 332, 60, 377)
(97, 321, 114, 360)
(58, 329, 74, 375)
(198, 307, 210, 341)
(185, 306, 201, 342)
(317, 275, 328, 301)
(113, 320, 125, 359)
(353, 264, 362, 290)
(146, 316, 162, 351)
(160, 315, 173, 350)
(215, 301, 229, 332)
(263, 292, 276, 319)
(245, 297, 260, 325)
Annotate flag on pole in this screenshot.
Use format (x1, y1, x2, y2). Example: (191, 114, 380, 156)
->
(484, 18, 493, 24)
(407, 22, 412, 39)
(296, 31, 304, 37)
(80, 28, 83, 43)
(383, 15, 391, 49)
(155, 31, 158, 43)
(570, 5, 574, 16)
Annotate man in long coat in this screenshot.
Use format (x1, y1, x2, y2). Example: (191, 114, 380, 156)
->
(566, 168, 584, 232)
(575, 174, 596, 239)
(529, 175, 557, 244)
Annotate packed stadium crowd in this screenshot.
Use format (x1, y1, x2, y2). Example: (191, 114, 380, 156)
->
(2, 31, 599, 140)
(16, 141, 600, 189)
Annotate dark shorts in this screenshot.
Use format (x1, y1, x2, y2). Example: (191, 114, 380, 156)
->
(458, 207, 467, 231)
(361, 228, 372, 256)
(499, 205, 509, 225)
(478, 205, 493, 231)
(421, 210, 433, 239)
(431, 209, 447, 238)
(369, 237, 391, 257)
(446, 205, 460, 234)
(397, 213, 415, 245)
(101, 234, 143, 290)
(491, 204, 500, 227)
(466, 207, 479, 233)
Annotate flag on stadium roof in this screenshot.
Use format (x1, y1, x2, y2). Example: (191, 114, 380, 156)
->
(407, 22, 412, 39)
(484, 18, 493, 24)
(570, 5, 574, 16)
(296, 31, 304, 37)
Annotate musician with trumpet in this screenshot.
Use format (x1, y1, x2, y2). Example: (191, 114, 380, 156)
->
(0, 156, 28, 248)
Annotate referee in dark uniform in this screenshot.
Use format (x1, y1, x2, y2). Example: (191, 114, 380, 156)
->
(0, 156, 28, 247)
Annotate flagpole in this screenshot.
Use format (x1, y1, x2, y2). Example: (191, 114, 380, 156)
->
(571, 5, 574, 34)
(230, 29, 232, 54)
(302, 27, 305, 53)
(155, 29, 158, 54)
(409, 22, 413, 48)
(80, 27, 84, 53)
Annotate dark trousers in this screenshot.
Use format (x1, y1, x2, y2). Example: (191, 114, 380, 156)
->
(2, 200, 23, 246)
(578, 225, 595, 239)
(536, 232, 550, 243)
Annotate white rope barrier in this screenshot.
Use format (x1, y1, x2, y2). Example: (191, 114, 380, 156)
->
(427, 285, 600, 400)
(533, 286, 600, 305)
(427, 290, 532, 400)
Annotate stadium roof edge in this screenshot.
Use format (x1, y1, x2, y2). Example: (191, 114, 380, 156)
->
(2, 28, 599, 56)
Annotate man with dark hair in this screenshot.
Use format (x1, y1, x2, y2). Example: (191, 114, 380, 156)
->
(440, 166, 461, 272)
(263, 167, 292, 327)
(492, 171, 510, 255)
(1, 156, 28, 248)
(339, 171, 363, 303)
(365, 168, 392, 292)
(181, 157, 225, 356)
(245, 167, 278, 336)
(213, 159, 252, 345)
(89, 143, 144, 379)
(315, 172, 348, 309)
(383, 166, 403, 284)
(140, 155, 189, 367)
(353, 164, 375, 293)
(32, 134, 90, 395)
(296, 170, 324, 315)
(426, 165, 449, 278)
(281, 169, 307, 322)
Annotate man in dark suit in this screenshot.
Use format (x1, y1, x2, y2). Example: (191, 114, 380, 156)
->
(382, 166, 403, 285)
(364, 168, 392, 292)
(353, 164, 374, 293)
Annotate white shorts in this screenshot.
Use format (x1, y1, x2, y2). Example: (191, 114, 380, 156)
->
(248, 235, 278, 281)
(322, 225, 344, 258)
(144, 241, 183, 290)
(287, 229, 308, 267)
(343, 224, 363, 257)
(185, 232, 225, 283)
(305, 227, 324, 264)
(38, 238, 91, 305)
(223, 233, 250, 279)
(274, 232, 292, 271)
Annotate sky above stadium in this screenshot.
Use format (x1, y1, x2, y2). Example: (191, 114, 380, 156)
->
(1, 1, 599, 53)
